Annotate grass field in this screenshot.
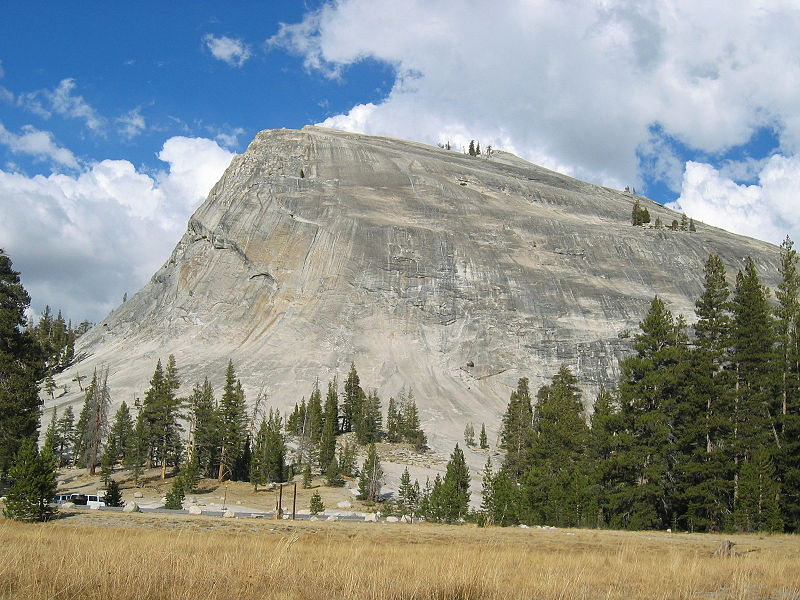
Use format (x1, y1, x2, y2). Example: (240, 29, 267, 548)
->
(1, 511, 799, 600)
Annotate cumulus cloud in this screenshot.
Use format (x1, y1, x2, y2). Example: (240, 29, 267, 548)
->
(20, 78, 106, 133)
(0, 123, 79, 168)
(669, 155, 800, 245)
(272, 0, 800, 240)
(0, 136, 234, 321)
(116, 107, 146, 140)
(203, 34, 252, 67)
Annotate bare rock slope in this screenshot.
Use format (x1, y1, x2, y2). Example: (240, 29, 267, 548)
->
(52, 126, 781, 453)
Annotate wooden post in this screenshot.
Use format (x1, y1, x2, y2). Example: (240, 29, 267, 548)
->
(277, 483, 283, 517)
(292, 482, 297, 520)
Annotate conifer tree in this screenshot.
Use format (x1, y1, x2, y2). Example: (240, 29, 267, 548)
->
(307, 379, 324, 443)
(187, 378, 218, 478)
(302, 463, 313, 488)
(678, 254, 737, 531)
(141, 356, 183, 479)
(358, 443, 383, 502)
(309, 491, 324, 515)
(775, 237, 800, 530)
(522, 365, 589, 527)
(398, 467, 418, 516)
(500, 378, 533, 478)
(217, 361, 248, 481)
(81, 368, 111, 476)
(326, 455, 344, 486)
(0, 250, 44, 480)
(479, 423, 489, 449)
(104, 478, 123, 507)
(733, 449, 783, 532)
(124, 404, 147, 485)
(386, 396, 401, 442)
(338, 440, 358, 477)
(356, 389, 382, 445)
(616, 297, 689, 529)
(399, 389, 426, 448)
(441, 443, 470, 522)
(107, 401, 134, 464)
(319, 379, 338, 468)
(55, 405, 74, 467)
(342, 363, 364, 433)
(164, 477, 185, 510)
(43, 408, 59, 456)
(3, 439, 57, 521)
(464, 422, 475, 446)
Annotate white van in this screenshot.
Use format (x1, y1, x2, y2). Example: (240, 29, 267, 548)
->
(68, 493, 106, 509)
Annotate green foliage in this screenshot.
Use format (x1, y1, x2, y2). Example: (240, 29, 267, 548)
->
(338, 441, 358, 477)
(397, 467, 419, 516)
(319, 379, 338, 468)
(164, 477, 185, 510)
(250, 409, 286, 488)
(0, 249, 44, 480)
(500, 378, 533, 478)
(631, 198, 651, 226)
(357, 443, 383, 502)
(302, 463, 312, 488)
(217, 360, 248, 480)
(356, 389, 382, 445)
(3, 439, 57, 522)
(325, 455, 344, 487)
(140, 356, 183, 478)
(425, 444, 470, 523)
(479, 423, 488, 449)
(30, 305, 77, 375)
(734, 449, 783, 532)
(55, 406, 74, 467)
(187, 378, 218, 478)
(309, 491, 324, 515)
(464, 422, 475, 446)
(104, 478, 124, 507)
(342, 363, 364, 434)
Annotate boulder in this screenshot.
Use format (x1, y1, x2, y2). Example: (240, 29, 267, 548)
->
(62, 501, 76, 508)
(386, 516, 399, 523)
(188, 505, 203, 515)
(123, 502, 140, 513)
(223, 509, 236, 518)
(133, 491, 143, 499)
(336, 501, 352, 509)
(364, 513, 377, 522)
(327, 515, 338, 522)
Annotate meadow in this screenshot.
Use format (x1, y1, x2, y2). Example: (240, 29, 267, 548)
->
(1, 511, 799, 599)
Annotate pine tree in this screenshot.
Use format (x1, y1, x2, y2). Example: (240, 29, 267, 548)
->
(681, 253, 736, 531)
(80, 368, 111, 476)
(356, 389, 382, 445)
(141, 356, 183, 479)
(338, 440, 358, 477)
(479, 423, 488, 449)
(583, 388, 624, 529)
(326, 456, 344, 487)
(217, 360, 248, 481)
(358, 443, 383, 502)
(187, 378, 218, 478)
(616, 297, 689, 530)
(521, 365, 589, 527)
(43, 408, 59, 456)
(500, 378, 533, 479)
(2, 439, 57, 521)
(0, 250, 44, 480)
(386, 396, 401, 442)
(441, 443, 470, 522)
(319, 379, 338, 468)
(775, 237, 800, 530)
(468, 140, 476, 156)
(302, 463, 313, 488)
(400, 389, 426, 448)
(55, 405, 74, 467)
(398, 467, 418, 516)
(125, 403, 147, 485)
(107, 401, 134, 465)
(164, 477, 185, 510)
(342, 363, 364, 433)
(734, 449, 783, 532)
(464, 422, 475, 446)
(307, 379, 324, 443)
(309, 491, 324, 515)
(104, 478, 124, 507)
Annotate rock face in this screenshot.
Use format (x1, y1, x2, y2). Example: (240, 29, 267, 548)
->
(50, 126, 781, 454)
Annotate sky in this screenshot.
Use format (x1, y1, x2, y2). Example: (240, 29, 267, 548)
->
(2, 1, 800, 324)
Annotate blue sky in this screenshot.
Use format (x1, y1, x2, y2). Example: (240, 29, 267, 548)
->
(2, 1, 800, 323)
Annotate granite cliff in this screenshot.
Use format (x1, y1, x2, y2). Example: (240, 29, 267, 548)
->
(48, 126, 781, 455)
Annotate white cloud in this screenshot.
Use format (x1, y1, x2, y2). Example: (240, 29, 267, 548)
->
(116, 107, 146, 140)
(203, 34, 252, 68)
(20, 78, 106, 133)
(0, 136, 234, 321)
(668, 155, 800, 245)
(0, 123, 79, 168)
(272, 0, 800, 240)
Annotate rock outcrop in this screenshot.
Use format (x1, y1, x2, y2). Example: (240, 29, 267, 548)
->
(48, 126, 781, 454)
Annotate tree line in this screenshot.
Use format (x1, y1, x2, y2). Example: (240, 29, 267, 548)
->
(482, 240, 800, 533)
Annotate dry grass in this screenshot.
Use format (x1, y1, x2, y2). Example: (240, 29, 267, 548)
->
(1, 511, 799, 600)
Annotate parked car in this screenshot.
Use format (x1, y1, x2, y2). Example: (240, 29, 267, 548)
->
(53, 493, 106, 508)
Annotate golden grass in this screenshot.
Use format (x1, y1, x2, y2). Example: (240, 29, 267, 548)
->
(1, 512, 799, 600)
